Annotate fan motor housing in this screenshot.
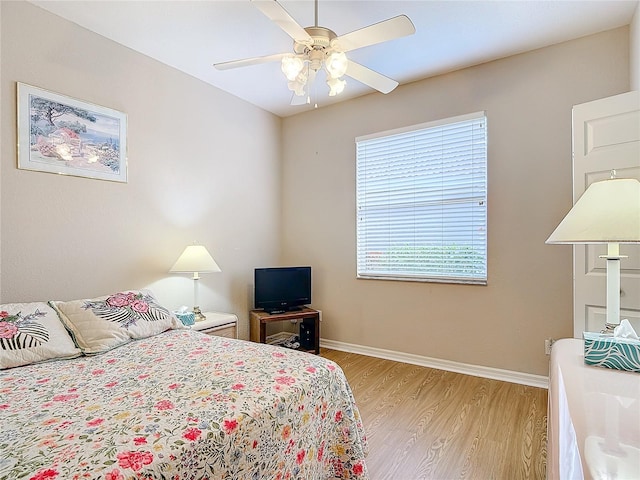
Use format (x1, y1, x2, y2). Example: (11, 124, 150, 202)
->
(294, 26, 337, 53)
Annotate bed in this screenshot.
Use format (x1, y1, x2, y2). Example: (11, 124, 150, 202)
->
(0, 292, 368, 479)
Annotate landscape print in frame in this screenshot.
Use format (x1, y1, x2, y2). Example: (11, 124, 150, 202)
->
(17, 83, 127, 183)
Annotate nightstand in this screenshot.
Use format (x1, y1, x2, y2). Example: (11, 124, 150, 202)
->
(190, 311, 237, 338)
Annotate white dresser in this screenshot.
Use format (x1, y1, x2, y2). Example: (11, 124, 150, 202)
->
(548, 338, 640, 479)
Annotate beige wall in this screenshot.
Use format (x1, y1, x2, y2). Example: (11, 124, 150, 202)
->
(0, 2, 633, 377)
(0, 1, 282, 340)
(281, 27, 629, 376)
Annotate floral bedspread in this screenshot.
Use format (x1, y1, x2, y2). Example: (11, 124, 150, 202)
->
(0, 330, 368, 479)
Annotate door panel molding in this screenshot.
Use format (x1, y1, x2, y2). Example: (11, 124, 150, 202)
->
(572, 91, 640, 337)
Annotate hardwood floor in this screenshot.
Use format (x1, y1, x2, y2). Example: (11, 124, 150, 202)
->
(321, 349, 548, 480)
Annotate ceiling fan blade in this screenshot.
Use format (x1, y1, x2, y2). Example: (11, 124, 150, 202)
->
(251, 0, 312, 42)
(346, 61, 399, 94)
(214, 52, 288, 70)
(332, 15, 415, 52)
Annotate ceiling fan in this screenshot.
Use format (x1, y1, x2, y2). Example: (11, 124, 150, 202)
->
(214, 0, 415, 105)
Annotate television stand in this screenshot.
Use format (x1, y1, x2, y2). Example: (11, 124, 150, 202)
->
(250, 307, 320, 354)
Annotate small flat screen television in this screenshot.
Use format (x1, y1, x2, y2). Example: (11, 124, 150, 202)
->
(254, 266, 311, 314)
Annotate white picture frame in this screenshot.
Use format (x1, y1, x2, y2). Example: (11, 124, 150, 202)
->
(17, 82, 128, 183)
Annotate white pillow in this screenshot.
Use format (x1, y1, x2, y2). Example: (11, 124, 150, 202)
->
(0, 302, 81, 369)
(50, 290, 182, 354)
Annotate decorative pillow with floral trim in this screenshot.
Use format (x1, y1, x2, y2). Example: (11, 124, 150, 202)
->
(50, 290, 183, 354)
(0, 302, 81, 369)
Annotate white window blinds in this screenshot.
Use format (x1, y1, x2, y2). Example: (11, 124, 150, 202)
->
(356, 112, 487, 284)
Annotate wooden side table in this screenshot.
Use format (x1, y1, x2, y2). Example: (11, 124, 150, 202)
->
(191, 311, 237, 338)
(250, 307, 320, 354)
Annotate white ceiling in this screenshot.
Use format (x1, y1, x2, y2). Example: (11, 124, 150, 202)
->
(30, 0, 638, 118)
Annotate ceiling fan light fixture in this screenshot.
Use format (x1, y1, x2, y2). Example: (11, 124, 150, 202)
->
(214, 1, 416, 107)
(325, 51, 348, 79)
(281, 55, 304, 81)
(288, 78, 306, 96)
(287, 66, 308, 96)
(327, 77, 346, 96)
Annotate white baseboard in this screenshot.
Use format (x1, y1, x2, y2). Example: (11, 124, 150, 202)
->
(320, 338, 548, 389)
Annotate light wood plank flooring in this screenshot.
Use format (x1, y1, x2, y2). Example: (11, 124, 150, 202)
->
(321, 349, 548, 480)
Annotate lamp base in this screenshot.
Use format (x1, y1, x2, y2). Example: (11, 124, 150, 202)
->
(193, 306, 207, 322)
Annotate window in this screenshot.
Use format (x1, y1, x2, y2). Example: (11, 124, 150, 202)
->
(356, 112, 487, 284)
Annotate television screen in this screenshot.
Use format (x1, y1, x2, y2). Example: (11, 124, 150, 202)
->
(254, 266, 311, 314)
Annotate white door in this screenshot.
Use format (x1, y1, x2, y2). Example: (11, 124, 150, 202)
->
(572, 91, 640, 337)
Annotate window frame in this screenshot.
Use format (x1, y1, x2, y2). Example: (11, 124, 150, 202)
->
(355, 111, 488, 285)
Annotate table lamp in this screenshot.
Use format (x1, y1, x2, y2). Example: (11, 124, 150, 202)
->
(169, 244, 221, 322)
(546, 173, 640, 332)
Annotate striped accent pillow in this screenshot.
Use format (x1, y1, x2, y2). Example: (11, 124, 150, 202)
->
(50, 290, 183, 354)
(0, 302, 81, 369)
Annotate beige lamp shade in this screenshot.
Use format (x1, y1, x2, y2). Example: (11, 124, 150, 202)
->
(546, 178, 640, 244)
(169, 245, 221, 274)
(170, 244, 220, 322)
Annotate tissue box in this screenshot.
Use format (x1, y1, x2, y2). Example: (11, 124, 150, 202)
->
(583, 332, 640, 372)
(174, 311, 195, 326)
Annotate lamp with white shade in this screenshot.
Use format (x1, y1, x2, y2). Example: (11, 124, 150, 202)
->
(546, 173, 640, 333)
(169, 244, 221, 322)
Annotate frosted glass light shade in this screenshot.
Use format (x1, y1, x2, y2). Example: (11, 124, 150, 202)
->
(169, 245, 221, 274)
(281, 55, 304, 82)
(325, 51, 348, 79)
(546, 178, 640, 244)
(327, 77, 346, 96)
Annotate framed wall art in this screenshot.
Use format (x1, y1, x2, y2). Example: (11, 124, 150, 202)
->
(17, 83, 128, 183)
